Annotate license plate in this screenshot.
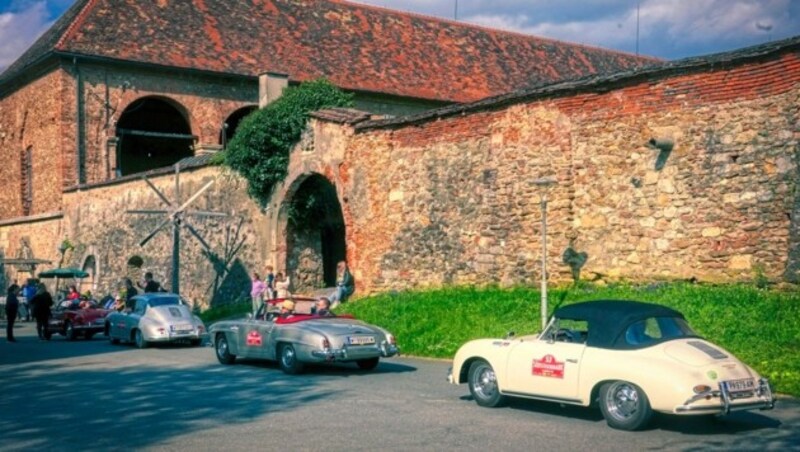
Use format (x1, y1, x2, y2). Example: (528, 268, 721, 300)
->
(724, 379, 755, 393)
(171, 324, 193, 332)
(348, 335, 376, 345)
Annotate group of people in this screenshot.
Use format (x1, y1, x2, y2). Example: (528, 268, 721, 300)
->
(277, 296, 335, 319)
(109, 272, 164, 312)
(249, 266, 292, 313)
(250, 260, 355, 314)
(4, 281, 55, 342)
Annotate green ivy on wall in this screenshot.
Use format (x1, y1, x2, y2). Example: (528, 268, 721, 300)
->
(222, 79, 353, 207)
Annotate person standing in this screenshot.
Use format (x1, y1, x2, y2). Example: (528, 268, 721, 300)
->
(124, 278, 138, 309)
(250, 272, 266, 313)
(329, 261, 354, 307)
(140, 272, 163, 293)
(5, 284, 20, 342)
(274, 272, 291, 299)
(265, 266, 276, 300)
(21, 279, 36, 321)
(30, 283, 54, 341)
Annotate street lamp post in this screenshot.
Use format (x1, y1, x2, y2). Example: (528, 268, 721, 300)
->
(532, 177, 557, 330)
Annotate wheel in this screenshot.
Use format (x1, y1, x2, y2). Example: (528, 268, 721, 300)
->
(215, 334, 236, 364)
(356, 357, 380, 370)
(599, 381, 653, 431)
(468, 360, 505, 407)
(65, 321, 76, 341)
(134, 330, 148, 349)
(278, 343, 304, 375)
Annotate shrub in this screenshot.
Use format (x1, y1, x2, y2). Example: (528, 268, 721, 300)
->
(223, 79, 353, 207)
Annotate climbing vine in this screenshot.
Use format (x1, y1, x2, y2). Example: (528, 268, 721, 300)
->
(223, 79, 353, 207)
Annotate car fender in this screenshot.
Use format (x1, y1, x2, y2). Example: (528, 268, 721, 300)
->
(271, 326, 322, 361)
(210, 322, 242, 356)
(451, 338, 514, 388)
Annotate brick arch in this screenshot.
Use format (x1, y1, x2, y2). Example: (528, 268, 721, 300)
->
(271, 170, 347, 292)
(114, 95, 196, 176)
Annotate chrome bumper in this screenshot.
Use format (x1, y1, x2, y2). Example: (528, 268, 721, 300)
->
(676, 378, 775, 414)
(311, 341, 399, 361)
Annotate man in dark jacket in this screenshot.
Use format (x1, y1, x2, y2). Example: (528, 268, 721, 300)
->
(5, 284, 20, 342)
(30, 284, 54, 340)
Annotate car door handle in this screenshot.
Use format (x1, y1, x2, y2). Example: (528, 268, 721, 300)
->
(566, 359, 578, 363)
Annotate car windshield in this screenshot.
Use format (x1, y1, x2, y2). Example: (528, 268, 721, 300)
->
(148, 297, 180, 307)
(624, 316, 697, 346)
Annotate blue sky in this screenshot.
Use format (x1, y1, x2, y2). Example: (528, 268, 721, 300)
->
(1, 0, 797, 72)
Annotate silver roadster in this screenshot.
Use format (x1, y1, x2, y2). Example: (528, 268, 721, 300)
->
(105, 293, 207, 348)
(209, 298, 399, 374)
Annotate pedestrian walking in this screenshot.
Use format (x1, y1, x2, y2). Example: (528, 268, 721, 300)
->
(30, 283, 54, 340)
(5, 284, 20, 342)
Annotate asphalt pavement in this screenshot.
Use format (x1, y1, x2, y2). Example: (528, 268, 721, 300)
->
(1, 321, 798, 451)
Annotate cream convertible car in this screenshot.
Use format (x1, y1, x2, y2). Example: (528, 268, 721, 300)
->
(448, 300, 774, 430)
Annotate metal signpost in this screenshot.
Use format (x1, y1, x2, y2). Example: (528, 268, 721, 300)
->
(532, 177, 557, 330)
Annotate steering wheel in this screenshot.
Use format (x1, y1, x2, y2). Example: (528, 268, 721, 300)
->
(555, 328, 575, 343)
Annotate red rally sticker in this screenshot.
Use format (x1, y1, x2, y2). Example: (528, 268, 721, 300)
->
(246, 331, 262, 346)
(532, 354, 565, 378)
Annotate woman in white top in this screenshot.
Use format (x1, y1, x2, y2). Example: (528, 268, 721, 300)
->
(274, 272, 291, 299)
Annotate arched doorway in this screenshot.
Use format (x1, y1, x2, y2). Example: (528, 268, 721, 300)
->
(116, 97, 195, 176)
(81, 255, 97, 294)
(220, 106, 258, 148)
(283, 174, 346, 292)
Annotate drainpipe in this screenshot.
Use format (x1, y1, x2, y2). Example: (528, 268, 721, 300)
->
(74, 57, 85, 185)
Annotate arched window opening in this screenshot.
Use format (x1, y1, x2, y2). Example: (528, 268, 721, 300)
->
(116, 97, 195, 176)
(127, 255, 144, 268)
(220, 106, 257, 148)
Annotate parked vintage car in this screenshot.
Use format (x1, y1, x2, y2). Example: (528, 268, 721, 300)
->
(448, 300, 775, 431)
(209, 298, 399, 374)
(46, 299, 111, 340)
(105, 293, 207, 348)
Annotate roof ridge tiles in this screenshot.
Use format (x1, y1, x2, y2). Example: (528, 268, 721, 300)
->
(55, 0, 99, 51)
(333, 0, 661, 62)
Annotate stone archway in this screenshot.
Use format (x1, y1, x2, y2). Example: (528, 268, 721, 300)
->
(279, 173, 346, 293)
(116, 96, 195, 176)
(220, 105, 258, 148)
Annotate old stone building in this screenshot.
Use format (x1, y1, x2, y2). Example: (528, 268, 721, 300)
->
(1, 0, 797, 305)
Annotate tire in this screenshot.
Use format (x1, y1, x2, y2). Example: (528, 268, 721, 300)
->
(134, 330, 148, 349)
(65, 321, 76, 341)
(215, 334, 236, 365)
(599, 381, 653, 431)
(278, 343, 304, 375)
(468, 360, 505, 408)
(356, 357, 380, 370)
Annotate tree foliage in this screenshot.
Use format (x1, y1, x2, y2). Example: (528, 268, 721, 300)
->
(223, 79, 353, 207)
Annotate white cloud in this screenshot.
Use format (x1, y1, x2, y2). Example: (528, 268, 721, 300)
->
(0, 1, 54, 72)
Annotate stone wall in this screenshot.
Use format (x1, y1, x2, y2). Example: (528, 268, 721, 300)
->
(338, 50, 800, 290)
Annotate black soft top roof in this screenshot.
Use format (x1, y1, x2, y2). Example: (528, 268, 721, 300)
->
(554, 300, 685, 349)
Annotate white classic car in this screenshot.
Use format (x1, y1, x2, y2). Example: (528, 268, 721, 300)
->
(105, 293, 207, 348)
(448, 300, 774, 430)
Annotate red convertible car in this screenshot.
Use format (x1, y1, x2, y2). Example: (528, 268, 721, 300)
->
(45, 299, 111, 340)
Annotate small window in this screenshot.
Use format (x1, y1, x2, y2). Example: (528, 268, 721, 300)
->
(21, 146, 32, 216)
(624, 316, 697, 346)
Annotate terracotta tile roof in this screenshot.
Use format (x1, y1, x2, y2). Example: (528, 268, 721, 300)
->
(1, 0, 657, 102)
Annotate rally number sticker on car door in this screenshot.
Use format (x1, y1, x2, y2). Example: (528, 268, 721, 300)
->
(246, 330, 262, 346)
(532, 354, 565, 378)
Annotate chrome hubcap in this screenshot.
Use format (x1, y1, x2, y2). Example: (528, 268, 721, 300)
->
(474, 366, 498, 399)
(282, 347, 295, 367)
(217, 338, 228, 357)
(606, 382, 639, 420)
